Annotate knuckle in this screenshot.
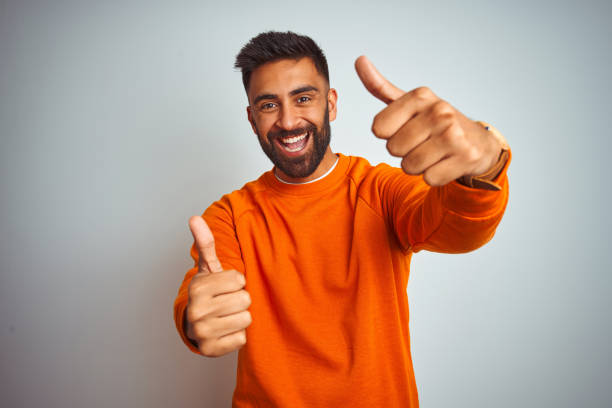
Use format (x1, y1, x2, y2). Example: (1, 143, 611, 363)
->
(232, 270, 246, 285)
(199, 340, 218, 357)
(186, 306, 199, 324)
(188, 279, 209, 299)
(193, 321, 212, 340)
(241, 290, 252, 308)
(236, 331, 247, 347)
(243, 310, 253, 327)
(413, 86, 433, 100)
(401, 157, 414, 174)
(439, 127, 456, 145)
(440, 123, 463, 146)
(432, 100, 453, 118)
(385, 139, 400, 157)
(371, 114, 388, 138)
(423, 172, 441, 187)
(187, 283, 200, 300)
(465, 145, 481, 163)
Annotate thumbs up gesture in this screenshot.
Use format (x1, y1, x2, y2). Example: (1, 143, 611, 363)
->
(185, 216, 252, 357)
(355, 56, 503, 187)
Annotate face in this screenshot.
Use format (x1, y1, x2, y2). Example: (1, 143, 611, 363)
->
(246, 57, 337, 179)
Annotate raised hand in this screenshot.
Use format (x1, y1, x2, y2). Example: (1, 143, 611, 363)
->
(355, 56, 503, 187)
(185, 216, 252, 357)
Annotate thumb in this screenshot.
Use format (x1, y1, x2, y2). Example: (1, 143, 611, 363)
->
(355, 55, 405, 105)
(188, 216, 223, 273)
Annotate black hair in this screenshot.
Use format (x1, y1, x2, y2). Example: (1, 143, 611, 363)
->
(234, 31, 329, 92)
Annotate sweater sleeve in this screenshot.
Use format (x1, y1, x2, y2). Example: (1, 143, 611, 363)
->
(374, 149, 512, 254)
(173, 195, 246, 354)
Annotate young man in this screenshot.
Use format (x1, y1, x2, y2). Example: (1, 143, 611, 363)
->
(174, 31, 510, 407)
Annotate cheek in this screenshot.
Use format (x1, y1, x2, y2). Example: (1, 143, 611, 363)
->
(301, 107, 324, 126)
(253, 122, 273, 146)
(253, 115, 275, 136)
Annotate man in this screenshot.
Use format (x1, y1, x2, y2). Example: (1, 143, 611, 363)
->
(174, 31, 510, 407)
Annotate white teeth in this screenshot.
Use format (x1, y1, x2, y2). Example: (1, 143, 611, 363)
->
(281, 133, 307, 144)
(284, 145, 303, 152)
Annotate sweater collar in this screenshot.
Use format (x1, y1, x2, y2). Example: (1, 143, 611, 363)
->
(274, 155, 339, 185)
(264, 153, 350, 196)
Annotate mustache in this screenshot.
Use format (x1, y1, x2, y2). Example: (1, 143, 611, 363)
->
(267, 123, 317, 141)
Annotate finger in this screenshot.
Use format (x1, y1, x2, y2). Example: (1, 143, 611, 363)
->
(355, 55, 405, 104)
(420, 154, 466, 187)
(400, 136, 449, 176)
(400, 119, 463, 175)
(211, 310, 252, 338)
(385, 111, 433, 157)
(213, 329, 248, 354)
(189, 215, 223, 273)
(189, 270, 245, 302)
(371, 87, 438, 139)
(210, 289, 251, 317)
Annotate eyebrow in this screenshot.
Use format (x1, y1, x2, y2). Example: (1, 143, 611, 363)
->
(253, 85, 320, 105)
(290, 85, 319, 96)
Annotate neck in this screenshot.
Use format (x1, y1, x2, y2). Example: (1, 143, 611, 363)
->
(275, 147, 337, 183)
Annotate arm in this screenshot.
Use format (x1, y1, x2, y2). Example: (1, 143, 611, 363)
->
(375, 148, 511, 254)
(354, 57, 511, 252)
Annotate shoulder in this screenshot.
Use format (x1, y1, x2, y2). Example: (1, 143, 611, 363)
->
(343, 154, 375, 185)
(204, 171, 272, 223)
(343, 153, 413, 189)
(342, 154, 428, 212)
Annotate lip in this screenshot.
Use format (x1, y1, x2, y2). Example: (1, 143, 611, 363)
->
(274, 131, 311, 157)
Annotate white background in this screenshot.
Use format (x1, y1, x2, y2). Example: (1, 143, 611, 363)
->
(1, 0, 610, 406)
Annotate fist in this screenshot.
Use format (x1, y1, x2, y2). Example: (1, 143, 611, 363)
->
(185, 216, 252, 357)
(355, 56, 503, 186)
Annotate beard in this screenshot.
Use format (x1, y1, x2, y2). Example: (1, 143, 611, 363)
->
(255, 107, 331, 179)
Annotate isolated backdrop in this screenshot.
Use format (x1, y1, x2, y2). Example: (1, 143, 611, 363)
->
(1, 0, 611, 407)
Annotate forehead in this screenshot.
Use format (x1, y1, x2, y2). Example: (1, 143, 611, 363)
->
(248, 57, 327, 102)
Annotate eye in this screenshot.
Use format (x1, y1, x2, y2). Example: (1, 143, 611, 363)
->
(260, 102, 277, 111)
(297, 95, 311, 104)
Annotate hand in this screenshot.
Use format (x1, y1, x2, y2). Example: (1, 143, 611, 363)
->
(185, 216, 252, 357)
(355, 56, 503, 186)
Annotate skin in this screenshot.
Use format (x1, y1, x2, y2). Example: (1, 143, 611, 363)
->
(354, 55, 503, 186)
(185, 54, 504, 357)
(246, 57, 338, 183)
(185, 216, 252, 357)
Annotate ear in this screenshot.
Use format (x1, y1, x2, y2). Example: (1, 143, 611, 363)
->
(327, 88, 338, 122)
(246, 106, 258, 134)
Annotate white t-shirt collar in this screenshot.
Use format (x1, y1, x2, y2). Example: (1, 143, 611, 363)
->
(274, 156, 339, 185)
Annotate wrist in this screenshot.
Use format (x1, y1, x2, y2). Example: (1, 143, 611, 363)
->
(456, 122, 509, 190)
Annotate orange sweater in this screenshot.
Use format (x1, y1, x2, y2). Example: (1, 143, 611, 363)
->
(174, 151, 511, 407)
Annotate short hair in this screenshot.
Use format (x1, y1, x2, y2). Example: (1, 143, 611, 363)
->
(234, 31, 329, 93)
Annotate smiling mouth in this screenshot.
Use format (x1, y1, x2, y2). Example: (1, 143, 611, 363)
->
(276, 131, 310, 153)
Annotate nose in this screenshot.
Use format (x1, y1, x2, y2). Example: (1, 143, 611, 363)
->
(276, 104, 301, 130)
